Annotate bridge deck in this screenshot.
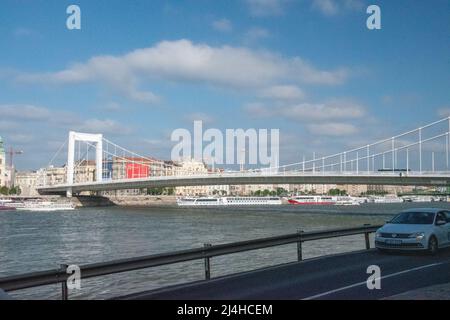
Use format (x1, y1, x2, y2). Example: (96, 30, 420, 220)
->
(38, 172, 450, 195)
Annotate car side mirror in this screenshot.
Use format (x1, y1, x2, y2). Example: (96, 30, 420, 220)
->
(436, 220, 446, 226)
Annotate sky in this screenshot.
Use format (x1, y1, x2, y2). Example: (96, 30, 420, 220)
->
(0, 0, 449, 170)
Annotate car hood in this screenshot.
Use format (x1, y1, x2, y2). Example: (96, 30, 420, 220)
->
(378, 223, 433, 234)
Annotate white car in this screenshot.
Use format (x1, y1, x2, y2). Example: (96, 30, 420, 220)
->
(375, 208, 450, 254)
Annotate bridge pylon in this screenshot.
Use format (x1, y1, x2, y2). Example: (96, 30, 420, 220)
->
(67, 131, 103, 197)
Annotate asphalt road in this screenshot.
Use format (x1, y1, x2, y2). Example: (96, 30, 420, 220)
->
(118, 249, 450, 300)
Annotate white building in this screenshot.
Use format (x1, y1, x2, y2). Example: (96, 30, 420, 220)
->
(37, 166, 66, 187)
(0, 137, 5, 187)
(174, 159, 229, 196)
(15, 171, 39, 196)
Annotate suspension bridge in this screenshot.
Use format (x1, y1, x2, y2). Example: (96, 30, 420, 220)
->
(37, 117, 450, 197)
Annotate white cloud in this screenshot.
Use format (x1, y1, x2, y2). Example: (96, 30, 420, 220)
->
(13, 27, 41, 38)
(16, 39, 350, 103)
(245, 0, 288, 16)
(280, 99, 365, 121)
(312, 0, 338, 15)
(437, 107, 450, 118)
(312, 0, 364, 16)
(0, 104, 51, 120)
(244, 98, 366, 137)
(306, 122, 359, 136)
(184, 112, 215, 125)
(259, 85, 305, 100)
(0, 104, 131, 137)
(76, 119, 132, 135)
(8, 133, 35, 144)
(212, 19, 233, 32)
(244, 26, 271, 43)
(98, 102, 122, 112)
(245, 98, 366, 121)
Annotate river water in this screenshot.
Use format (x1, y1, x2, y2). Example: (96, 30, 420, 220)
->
(1, 202, 450, 299)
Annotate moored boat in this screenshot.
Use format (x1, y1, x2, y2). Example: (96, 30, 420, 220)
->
(14, 201, 75, 212)
(177, 196, 282, 206)
(0, 199, 16, 211)
(287, 195, 335, 205)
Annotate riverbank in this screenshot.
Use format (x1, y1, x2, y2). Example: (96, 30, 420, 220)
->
(102, 195, 177, 207)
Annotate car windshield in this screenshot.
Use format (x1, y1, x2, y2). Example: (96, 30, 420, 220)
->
(390, 212, 435, 225)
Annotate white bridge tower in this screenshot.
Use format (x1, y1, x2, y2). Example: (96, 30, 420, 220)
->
(67, 131, 103, 197)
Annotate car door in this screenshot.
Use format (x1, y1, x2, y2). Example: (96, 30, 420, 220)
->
(435, 212, 450, 247)
(443, 211, 450, 246)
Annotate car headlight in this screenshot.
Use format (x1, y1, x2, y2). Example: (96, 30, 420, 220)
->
(376, 232, 382, 238)
(409, 232, 425, 240)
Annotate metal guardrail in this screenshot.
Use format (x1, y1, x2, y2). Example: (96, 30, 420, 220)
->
(0, 224, 381, 299)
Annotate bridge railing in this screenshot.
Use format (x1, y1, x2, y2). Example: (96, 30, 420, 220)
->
(0, 224, 381, 300)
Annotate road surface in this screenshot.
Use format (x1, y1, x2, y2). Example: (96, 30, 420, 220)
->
(118, 249, 450, 300)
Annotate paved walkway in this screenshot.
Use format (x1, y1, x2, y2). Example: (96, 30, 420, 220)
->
(386, 282, 450, 300)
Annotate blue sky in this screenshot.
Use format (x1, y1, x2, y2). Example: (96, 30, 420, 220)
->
(0, 0, 449, 170)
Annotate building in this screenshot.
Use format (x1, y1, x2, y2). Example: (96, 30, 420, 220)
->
(109, 156, 172, 196)
(367, 184, 415, 195)
(37, 166, 66, 187)
(74, 160, 96, 183)
(15, 171, 39, 196)
(174, 159, 209, 196)
(337, 184, 368, 196)
(112, 156, 170, 180)
(174, 159, 229, 196)
(288, 184, 337, 195)
(0, 137, 5, 187)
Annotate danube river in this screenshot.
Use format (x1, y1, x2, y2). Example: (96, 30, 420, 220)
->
(2, 202, 450, 300)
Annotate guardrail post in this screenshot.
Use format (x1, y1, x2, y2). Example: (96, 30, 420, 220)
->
(60, 264, 69, 300)
(204, 243, 212, 280)
(363, 224, 371, 250)
(297, 230, 304, 261)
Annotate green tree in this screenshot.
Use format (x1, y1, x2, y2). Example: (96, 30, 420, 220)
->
(166, 187, 175, 195)
(147, 187, 164, 195)
(0, 186, 8, 195)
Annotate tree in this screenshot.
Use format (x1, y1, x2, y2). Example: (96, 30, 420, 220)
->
(0, 186, 8, 195)
(147, 187, 164, 195)
(328, 188, 347, 196)
(8, 187, 18, 195)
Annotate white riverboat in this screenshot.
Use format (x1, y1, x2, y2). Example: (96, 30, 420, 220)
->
(177, 196, 282, 206)
(14, 201, 75, 212)
(287, 195, 335, 205)
(0, 199, 16, 211)
(369, 196, 404, 204)
(334, 196, 361, 206)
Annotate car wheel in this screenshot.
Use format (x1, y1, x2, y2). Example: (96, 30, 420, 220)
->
(428, 236, 438, 255)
